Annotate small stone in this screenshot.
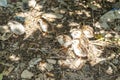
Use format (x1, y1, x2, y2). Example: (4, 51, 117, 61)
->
(82, 64, 90, 71)
(47, 59, 56, 64)
(105, 33, 113, 38)
(21, 70, 34, 79)
(0, 0, 7, 7)
(112, 59, 119, 64)
(28, 58, 42, 68)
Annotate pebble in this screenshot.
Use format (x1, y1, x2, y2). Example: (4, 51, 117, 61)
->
(47, 59, 56, 64)
(28, 58, 42, 69)
(0, 0, 7, 7)
(21, 70, 34, 79)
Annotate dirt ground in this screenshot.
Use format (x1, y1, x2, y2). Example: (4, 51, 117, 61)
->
(0, 0, 120, 80)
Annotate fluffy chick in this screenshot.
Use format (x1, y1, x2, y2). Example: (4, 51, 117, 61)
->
(7, 21, 25, 35)
(70, 28, 89, 48)
(38, 18, 53, 35)
(70, 28, 83, 39)
(81, 25, 94, 38)
(72, 39, 88, 58)
(56, 35, 72, 48)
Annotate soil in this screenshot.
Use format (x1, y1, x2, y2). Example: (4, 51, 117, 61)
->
(0, 0, 120, 80)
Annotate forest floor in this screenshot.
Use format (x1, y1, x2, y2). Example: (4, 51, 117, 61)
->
(0, 0, 120, 80)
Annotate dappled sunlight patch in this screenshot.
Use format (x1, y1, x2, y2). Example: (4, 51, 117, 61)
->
(9, 54, 20, 61)
(56, 23, 63, 28)
(87, 1, 101, 10)
(41, 13, 63, 20)
(81, 10, 91, 17)
(68, 22, 80, 27)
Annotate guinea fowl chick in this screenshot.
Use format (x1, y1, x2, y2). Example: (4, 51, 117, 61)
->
(56, 35, 72, 48)
(7, 21, 25, 35)
(72, 39, 88, 58)
(70, 28, 89, 48)
(38, 18, 53, 36)
(70, 28, 83, 39)
(81, 25, 94, 38)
